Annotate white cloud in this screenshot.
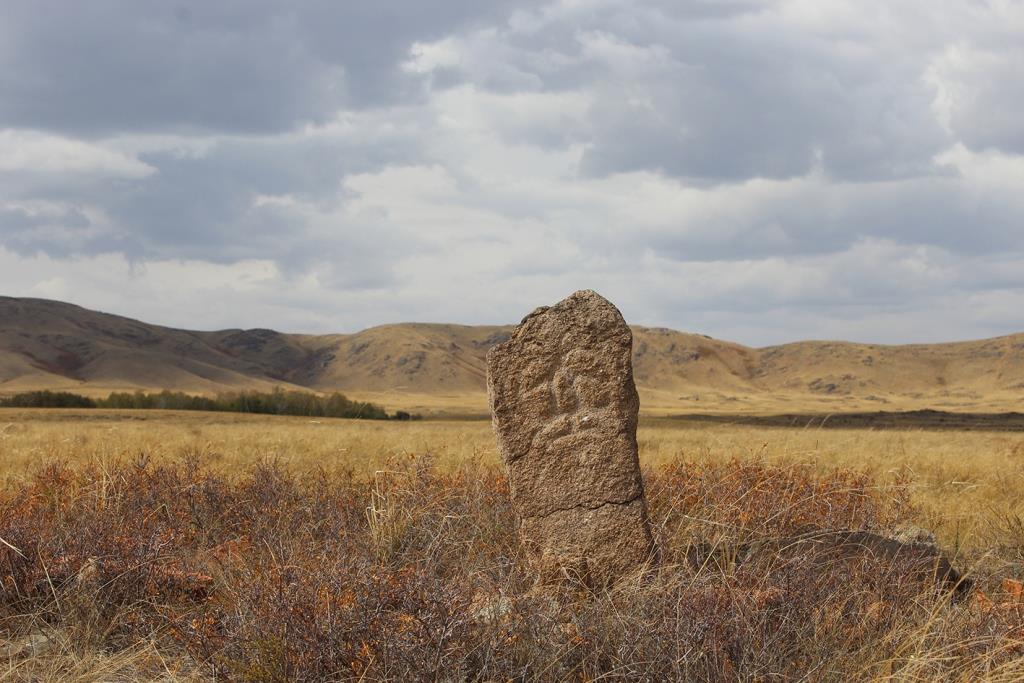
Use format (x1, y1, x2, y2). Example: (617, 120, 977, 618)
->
(1, 1, 1024, 345)
(0, 129, 155, 177)
(927, 42, 1024, 153)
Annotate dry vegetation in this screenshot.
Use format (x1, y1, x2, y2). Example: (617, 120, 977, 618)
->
(2, 409, 1024, 681)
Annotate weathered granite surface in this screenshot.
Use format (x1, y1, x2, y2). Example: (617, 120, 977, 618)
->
(487, 290, 655, 585)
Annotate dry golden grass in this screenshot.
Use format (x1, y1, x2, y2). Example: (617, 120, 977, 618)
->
(2, 408, 1024, 681)
(3, 408, 1022, 552)
(0, 409, 497, 483)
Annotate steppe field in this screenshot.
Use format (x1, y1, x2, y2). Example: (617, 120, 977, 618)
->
(2, 409, 1024, 681)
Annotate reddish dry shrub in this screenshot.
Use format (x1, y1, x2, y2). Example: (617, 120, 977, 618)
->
(0, 456, 1018, 681)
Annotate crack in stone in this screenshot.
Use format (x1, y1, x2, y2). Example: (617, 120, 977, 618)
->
(520, 491, 645, 521)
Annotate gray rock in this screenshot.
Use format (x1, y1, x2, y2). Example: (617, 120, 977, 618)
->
(4, 632, 53, 658)
(686, 529, 971, 598)
(887, 524, 938, 546)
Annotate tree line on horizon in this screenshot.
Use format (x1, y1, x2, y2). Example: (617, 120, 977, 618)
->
(0, 388, 419, 420)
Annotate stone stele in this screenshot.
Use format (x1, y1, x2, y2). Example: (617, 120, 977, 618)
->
(486, 289, 655, 586)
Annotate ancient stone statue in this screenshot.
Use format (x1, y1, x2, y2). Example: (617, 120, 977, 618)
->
(487, 290, 655, 586)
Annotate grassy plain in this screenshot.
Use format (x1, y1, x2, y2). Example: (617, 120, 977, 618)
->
(3, 409, 1022, 551)
(2, 409, 1024, 680)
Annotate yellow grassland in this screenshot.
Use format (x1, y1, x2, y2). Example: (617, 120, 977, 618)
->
(2, 408, 1022, 555)
(2, 408, 1024, 680)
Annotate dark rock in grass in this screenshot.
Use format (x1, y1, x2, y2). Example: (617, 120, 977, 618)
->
(686, 529, 971, 598)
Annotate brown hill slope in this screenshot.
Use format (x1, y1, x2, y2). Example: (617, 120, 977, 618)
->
(0, 297, 308, 395)
(1, 296, 1022, 414)
(301, 324, 510, 393)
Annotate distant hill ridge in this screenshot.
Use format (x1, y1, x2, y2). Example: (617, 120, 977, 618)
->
(2, 296, 1023, 414)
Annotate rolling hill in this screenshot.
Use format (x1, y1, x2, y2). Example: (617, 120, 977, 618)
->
(2, 296, 1022, 415)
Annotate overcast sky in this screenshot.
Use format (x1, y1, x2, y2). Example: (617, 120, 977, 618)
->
(1, 0, 1023, 345)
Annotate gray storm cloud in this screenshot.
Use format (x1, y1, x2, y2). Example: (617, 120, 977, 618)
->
(0, 0, 1022, 344)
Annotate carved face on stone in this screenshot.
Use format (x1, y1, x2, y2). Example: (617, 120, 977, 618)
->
(486, 290, 655, 586)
